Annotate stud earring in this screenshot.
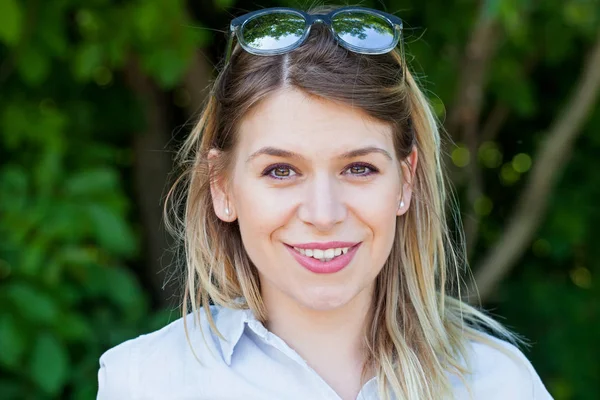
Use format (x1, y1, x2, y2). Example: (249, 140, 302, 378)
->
(399, 200, 404, 209)
(225, 207, 230, 216)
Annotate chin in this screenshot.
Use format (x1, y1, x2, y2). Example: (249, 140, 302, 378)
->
(295, 286, 357, 311)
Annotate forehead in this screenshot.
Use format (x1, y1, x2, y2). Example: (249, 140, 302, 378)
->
(236, 88, 395, 158)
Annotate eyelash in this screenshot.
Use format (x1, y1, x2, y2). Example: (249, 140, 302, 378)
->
(262, 163, 379, 181)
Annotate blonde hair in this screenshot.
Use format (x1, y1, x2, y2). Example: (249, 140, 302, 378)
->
(165, 5, 520, 399)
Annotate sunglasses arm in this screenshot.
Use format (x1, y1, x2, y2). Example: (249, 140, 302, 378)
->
(224, 26, 237, 65)
(397, 26, 407, 84)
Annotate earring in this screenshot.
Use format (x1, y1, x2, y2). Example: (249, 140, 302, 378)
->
(399, 200, 404, 209)
(225, 207, 230, 216)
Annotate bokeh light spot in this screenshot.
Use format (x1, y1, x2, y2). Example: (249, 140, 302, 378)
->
(569, 267, 592, 289)
(478, 141, 503, 168)
(500, 163, 520, 185)
(512, 153, 532, 173)
(452, 145, 470, 168)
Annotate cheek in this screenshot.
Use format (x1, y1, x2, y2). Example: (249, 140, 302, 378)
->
(346, 180, 399, 221)
(237, 182, 291, 218)
(345, 182, 399, 260)
(234, 182, 293, 257)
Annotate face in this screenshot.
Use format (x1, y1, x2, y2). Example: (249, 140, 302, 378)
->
(210, 88, 417, 312)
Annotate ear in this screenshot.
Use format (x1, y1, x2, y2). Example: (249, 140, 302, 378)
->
(397, 145, 418, 216)
(208, 148, 236, 222)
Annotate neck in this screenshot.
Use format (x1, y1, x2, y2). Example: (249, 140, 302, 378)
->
(261, 284, 375, 388)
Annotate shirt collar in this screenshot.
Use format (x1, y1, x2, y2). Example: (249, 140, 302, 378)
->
(211, 303, 380, 395)
(213, 303, 260, 365)
(213, 302, 314, 368)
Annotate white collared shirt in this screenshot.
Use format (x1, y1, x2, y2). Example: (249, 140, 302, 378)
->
(96, 305, 553, 399)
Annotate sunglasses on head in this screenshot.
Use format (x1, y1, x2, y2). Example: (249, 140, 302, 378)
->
(224, 6, 406, 78)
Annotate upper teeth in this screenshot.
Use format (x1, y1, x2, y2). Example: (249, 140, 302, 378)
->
(293, 247, 350, 260)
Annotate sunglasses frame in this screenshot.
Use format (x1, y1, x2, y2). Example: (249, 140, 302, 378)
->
(223, 6, 405, 72)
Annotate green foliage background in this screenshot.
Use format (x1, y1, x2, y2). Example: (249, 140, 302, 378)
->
(0, 0, 598, 398)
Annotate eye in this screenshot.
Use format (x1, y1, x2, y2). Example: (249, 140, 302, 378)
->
(344, 163, 378, 177)
(263, 164, 297, 180)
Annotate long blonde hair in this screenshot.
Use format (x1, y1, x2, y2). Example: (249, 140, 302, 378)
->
(165, 5, 518, 399)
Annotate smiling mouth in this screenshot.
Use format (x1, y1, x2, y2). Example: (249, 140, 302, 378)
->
(285, 243, 360, 262)
(284, 242, 362, 274)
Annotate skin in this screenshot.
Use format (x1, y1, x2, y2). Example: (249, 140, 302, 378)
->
(210, 87, 418, 400)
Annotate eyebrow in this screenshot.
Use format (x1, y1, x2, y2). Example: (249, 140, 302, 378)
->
(246, 146, 393, 164)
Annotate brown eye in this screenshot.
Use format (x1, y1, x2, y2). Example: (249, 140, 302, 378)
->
(263, 164, 298, 180)
(345, 163, 378, 177)
(274, 167, 291, 177)
(350, 165, 367, 174)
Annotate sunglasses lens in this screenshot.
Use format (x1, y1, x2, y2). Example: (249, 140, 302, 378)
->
(332, 11, 396, 51)
(242, 12, 306, 51)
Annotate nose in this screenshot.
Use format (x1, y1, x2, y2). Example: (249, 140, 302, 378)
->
(297, 172, 346, 232)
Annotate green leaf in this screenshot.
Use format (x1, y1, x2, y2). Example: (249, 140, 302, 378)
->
(563, 1, 598, 34)
(133, 1, 163, 42)
(85, 204, 137, 257)
(17, 46, 51, 86)
(0, 0, 23, 45)
(64, 168, 120, 197)
(6, 282, 60, 325)
(0, 314, 26, 368)
(35, 142, 64, 195)
(56, 312, 93, 341)
(57, 245, 99, 266)
(102, 266, 145, 312)
(20, 237, 45, 275)
(142, 47, 190, 88)
(83, 264, 146, 317)
(30, 333, 69, 395)
(73, 42, 103, 81)
(37, 2, 68, 57)
(0, 166, 28, 212)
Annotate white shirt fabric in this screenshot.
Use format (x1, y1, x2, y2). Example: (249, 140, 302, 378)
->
(97, 304, 553, 400)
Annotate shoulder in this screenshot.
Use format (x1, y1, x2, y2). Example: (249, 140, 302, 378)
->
(459, 334, 553, 400)
(96, 306, 223, 400)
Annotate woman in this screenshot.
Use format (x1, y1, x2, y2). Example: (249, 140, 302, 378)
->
(97, 5, 552, 400)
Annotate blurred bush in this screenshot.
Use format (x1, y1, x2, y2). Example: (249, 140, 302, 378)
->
(0, 0, 200, 397)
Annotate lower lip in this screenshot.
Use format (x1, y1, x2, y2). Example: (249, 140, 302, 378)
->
(285, 243, 361, 274)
